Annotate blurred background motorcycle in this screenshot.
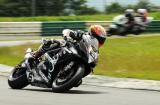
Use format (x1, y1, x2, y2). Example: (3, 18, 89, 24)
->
(107, 9, 153, 36)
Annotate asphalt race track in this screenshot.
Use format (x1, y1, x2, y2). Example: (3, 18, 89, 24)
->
(1, 76, 160, 105)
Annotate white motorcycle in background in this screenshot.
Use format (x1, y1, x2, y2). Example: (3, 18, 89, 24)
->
(107, 15, 153, 36)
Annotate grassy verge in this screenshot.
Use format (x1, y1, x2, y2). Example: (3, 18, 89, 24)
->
(0, 44, 39, 66)
(0, 14, 118, 22)
(0, 12, 159, 22)
(0, 35, 160, 80)
(96, 35, 160, 80)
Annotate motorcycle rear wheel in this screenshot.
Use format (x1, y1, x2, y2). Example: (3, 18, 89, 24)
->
(52, 63, 84, 93)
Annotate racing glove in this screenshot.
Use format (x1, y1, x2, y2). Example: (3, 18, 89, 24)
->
(62, 29, 84, 41)
(69, 30, 84, 41)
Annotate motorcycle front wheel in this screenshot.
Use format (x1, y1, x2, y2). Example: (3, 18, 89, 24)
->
(8, 62, 29, 89)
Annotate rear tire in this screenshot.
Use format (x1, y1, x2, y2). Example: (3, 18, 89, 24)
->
(52, 64, 84, 93)
(8, 66, 29, 89)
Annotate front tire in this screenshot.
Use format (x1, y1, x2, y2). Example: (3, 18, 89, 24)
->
(52, 64, 84, 93)
(8, 65, 29, 89)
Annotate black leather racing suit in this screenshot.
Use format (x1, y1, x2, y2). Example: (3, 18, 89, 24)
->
(34, 30, 85, 59)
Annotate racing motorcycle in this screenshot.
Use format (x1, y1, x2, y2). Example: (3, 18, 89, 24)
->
(107, 15, 153, 36)
(8, 33, 98, 93)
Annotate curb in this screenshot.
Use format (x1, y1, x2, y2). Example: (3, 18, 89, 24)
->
(0, 64, 13, 77)
(1, 64, 160, 91)
(83, 75, 160, 91)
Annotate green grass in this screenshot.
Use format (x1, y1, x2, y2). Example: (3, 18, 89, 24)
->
(0, 11, 159, 22)
(1, 35, 160, 80)
(0, 44, 39, 66)
(0, 14, 118, 22)
(95, 35, 160, 80)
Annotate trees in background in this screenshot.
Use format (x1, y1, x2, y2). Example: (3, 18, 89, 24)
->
(0, 0, 32, 16)
(105, 0, 156, 14)
(105, 2, 124, 13)
(0, 0, 99, 16)
(135, 0, 153, 11)
(0, 0, 158, 16)
(67, 0, 99, 15)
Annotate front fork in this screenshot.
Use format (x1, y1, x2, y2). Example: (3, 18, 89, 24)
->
(23, 48, 41, 83)
(24, 58, 50, 88)
(24, 58, 38, 83)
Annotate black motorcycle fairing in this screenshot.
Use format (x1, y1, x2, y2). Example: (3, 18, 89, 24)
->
(32, 47, 90, 88)
(68, 42, 93, 76)
(51, 53, 92, 82)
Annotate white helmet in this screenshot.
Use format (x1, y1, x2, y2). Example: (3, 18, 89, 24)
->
(125, 9, 134, 14)
(137, 9, 147, 14)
